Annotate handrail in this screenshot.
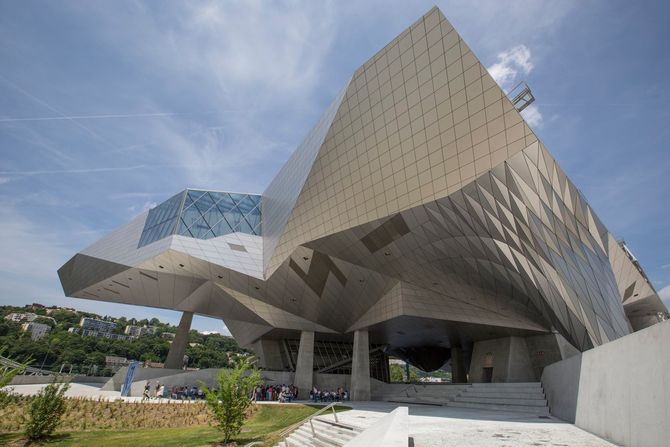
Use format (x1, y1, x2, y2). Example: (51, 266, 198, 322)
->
(0, 355, 50, 376)
(276, 401, 353, 446)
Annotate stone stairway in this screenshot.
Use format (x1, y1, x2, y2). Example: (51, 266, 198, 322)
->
(376, 383, 470, 406)
(276, 417, 363, 447)
(448, 382, 549, 416)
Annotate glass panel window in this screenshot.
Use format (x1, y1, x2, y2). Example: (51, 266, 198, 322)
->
(137, 189, 262, 248)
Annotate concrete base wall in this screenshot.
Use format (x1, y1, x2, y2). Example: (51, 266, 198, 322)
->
(345, 406, 408, 447)
(542, 320, 670, 447)
(470, 334, 579, 382)
(129, 368, 222, 397)
(104, 367, 357, 398)
(164, 311, 193, 370)
(540, 352, 581, 423)
(294, 331, 315, 398)
(350, 330, 371, 400)
(103, 367, 196, 393)
(525, 333, 579, 380)
(11, 375, 108, 385)
(506, 337, 535, 382)
(252, 339, 288, 371)
(470, 336, 535, 383)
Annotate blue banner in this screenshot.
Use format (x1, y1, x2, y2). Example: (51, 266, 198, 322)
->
(121, 361, 140, 397)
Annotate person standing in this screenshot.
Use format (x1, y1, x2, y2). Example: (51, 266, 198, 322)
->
(142, 382, 151, 402)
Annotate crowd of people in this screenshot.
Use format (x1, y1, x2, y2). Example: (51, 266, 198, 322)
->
(141, 381, 205, 401)
(309, 386, 349, 402)
(252, 384, 299, 402)
(139, 380, 349, 403)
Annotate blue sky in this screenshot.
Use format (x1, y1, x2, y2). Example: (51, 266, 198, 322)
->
(1, 1, 669, 334)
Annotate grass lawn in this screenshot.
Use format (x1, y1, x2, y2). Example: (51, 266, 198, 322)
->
(0, 403, 350, 447)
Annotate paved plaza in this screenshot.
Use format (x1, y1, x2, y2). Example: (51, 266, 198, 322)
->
(9, 383, 616, 446)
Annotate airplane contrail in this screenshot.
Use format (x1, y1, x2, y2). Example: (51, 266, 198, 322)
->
(0, 112, 211, 122)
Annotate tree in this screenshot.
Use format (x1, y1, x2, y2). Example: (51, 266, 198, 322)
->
(203, 356, 261, 444)
(24, 380, 70, 440)
(389, 364, 404, 382)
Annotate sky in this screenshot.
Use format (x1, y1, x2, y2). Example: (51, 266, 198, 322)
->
(1, 1, 669, 334)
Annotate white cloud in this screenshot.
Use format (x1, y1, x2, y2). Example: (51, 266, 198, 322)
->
(488, 45, 534, 91)
(76, 1, 338, 108)
(0, 176, 10, 185)
(487, 44, 543, 128)
(521, 104, 543, 128)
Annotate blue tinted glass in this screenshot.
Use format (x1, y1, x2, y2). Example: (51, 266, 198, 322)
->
(244, 205, 261, 229)
(208, 191, 227, 205)
(224, 209, 243, 231)
(202, 205, 223, 228)
(180, 205, 203, 229)
(236, 195, 257, 215)
(137, 191, 185, 248)
(139, 189, 261, 247)
(236, 218, 254, 234)
(228, 193, 246, 206)
(194, 192, 215, 214)
(210, 217, 233, 236)
(216, 194, 236, 211)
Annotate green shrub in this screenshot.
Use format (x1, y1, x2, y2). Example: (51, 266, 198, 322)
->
(203, 356, 261, 444)
(24, 380, 70, 440)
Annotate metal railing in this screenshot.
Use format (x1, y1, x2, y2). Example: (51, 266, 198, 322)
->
(0, 355, 51, 376)
(507, 81, 535, 112)
(276, 401, 352, 446)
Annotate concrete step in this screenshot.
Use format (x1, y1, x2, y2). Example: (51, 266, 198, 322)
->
(276, 416, 362, 447)
(282, 431, 311, 447)
(291, 428, 344, 447)
(386, 398, 445, 406)
(471, 382, 542, 388)
(464, 387, 544, 393)
(311, 418, 361, 435)
(453, 396, 548, 406)
(447, 401, 550, 416)
(461, 391, 545, 400)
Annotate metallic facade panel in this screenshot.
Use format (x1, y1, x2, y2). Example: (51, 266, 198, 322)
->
(58, 6, 667, 354)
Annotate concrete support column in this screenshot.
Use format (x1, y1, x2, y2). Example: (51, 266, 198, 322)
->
(351, 329, 371, 401)
(294, 331, 314, 399)
(451, 347, 467, 383)
(164, 311, 193, 369)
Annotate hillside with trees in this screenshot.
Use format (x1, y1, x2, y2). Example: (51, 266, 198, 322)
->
(0, 304, 245, 376)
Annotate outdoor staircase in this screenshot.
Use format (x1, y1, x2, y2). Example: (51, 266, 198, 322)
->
(376, 383, 470, 406)
(448, 382, 549, 416)
(276, 416, 363, 447)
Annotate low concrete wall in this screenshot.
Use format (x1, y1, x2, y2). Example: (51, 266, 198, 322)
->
(344, 406, 408, 447)
(541, 320, 670, 447)
(11, 375, 108, 385)
(103, 367, 186, 392)
(470, 336, 535, 382)
(129, 368, 222, 397)
(104, 367, 357, 398)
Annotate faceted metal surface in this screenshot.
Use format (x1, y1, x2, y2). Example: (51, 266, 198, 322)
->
(58, 7, 667, 356)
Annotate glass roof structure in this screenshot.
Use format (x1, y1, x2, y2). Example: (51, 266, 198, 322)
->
(137, 189, 261, 248)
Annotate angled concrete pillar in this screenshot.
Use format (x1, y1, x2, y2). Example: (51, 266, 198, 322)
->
(164, 311, 193, 369)
(451, 347, 467, 383)
(294, 331, 314, 398)
(351, 329, 371, 401)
